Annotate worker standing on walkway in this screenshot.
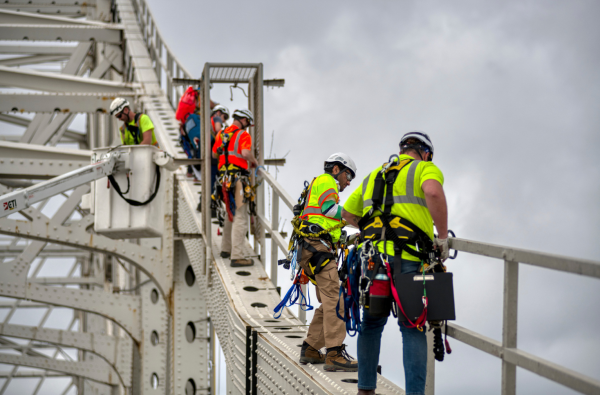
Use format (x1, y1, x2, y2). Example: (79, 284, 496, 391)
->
(341, 132, 449, 395)
(210, 105, 229, 201)
(212, 109, 258, 267)
(298, 153, 359, 372)
(110, 98, 158, 146)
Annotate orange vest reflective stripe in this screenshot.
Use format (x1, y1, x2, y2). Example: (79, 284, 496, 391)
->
(218, 125, 250, 170)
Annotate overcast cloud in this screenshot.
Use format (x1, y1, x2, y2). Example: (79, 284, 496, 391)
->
(146, 1, 600, 394)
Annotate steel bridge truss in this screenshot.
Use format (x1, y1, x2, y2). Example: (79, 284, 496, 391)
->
(0, 0, 599, 394)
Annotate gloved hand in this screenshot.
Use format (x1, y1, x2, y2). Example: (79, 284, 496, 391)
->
(216, 147, 223, 155)
(434, 237, 449, 262)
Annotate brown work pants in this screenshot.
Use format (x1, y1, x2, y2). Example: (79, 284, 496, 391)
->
(221, 179, 249, 260)
(299, 238, 346, 350)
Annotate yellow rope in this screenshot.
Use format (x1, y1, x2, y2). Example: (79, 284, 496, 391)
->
(290, 216, 347, 239)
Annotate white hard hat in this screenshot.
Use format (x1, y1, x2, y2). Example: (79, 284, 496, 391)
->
(324, 152, 357, 178)
(211, 104, 230, 120)
(110, 97, 129, 116)
(400, 131, 434, 156)
(232, 108, 254, 126)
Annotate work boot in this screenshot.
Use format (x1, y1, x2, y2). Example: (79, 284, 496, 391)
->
(220, 251, 230, 259)
(324, 344, 358, 372)
(230, 258, 254, 267)
(299, 341, 325, 365)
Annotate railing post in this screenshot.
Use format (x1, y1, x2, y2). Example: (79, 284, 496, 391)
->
(425, 328, 435, 395)
(502, 259, 519, 395)
(270, 190, 279, 287)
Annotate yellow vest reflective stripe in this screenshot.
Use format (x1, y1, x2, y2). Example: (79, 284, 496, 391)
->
(362, 160, 427, 211)
(300, 174, 342, 242)
(361, 158, 434, 259)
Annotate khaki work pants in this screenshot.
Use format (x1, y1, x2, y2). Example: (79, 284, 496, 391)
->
(221, 179, 249, 260)
(300, 238, 346, 350)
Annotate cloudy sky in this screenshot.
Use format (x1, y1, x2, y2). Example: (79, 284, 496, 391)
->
(144, 0, 600, 393)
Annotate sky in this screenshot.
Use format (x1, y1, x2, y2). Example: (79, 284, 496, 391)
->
(1, 0, 599, 394)
(142, 0, 600, 393)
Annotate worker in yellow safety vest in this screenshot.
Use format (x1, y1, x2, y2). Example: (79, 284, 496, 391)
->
(341, 131, 449, 395)
(298, 153, 360, 372)
(110, 97, 158, 146)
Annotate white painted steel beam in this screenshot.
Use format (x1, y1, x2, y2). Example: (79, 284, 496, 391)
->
(0, 216, 170, 299)
(0, 66, 136, 93)
(0, 92, 136, 113)
(0, 44, 77, 55)
(0, 114, 86, 143)
(0, 354, 118, 386)
(0, 322, 133, 386)
(0, 54, 70, 67)
(0, 280, 141, 342)
(0, 140, 90, 178)
(30, 277, 104, 285)
(0, 4, 91, 16)
(0, 8, 102, 25)
(0, 24, 122, 43)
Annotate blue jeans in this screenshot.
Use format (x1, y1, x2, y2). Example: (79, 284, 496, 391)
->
(357, 259, 427, 394)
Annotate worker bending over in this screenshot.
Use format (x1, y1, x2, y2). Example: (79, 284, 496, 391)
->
(299, 153, 359, 372)
(342, 132, 449, 395)
(212, 109, 258, 267)
(110, 98, 158, 146)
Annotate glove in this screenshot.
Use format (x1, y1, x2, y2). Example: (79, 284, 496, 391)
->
(434, 237, 449, 262)
(216, 147, 223, 155)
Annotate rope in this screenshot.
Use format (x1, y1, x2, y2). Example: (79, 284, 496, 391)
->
(290, 216, 347, 239)
(273, 270, 313, 319)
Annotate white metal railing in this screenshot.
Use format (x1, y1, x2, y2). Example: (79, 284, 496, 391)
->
(129, 0, 193, 108)
(255, 168, 600, 395)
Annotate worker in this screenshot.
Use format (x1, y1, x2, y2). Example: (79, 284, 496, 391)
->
(210, 105, 229, 200)
(110, 98, 158, 146)
(212, 109, 258, 267)
(298, 153, 359, 372)
(341, 132, 449, 395)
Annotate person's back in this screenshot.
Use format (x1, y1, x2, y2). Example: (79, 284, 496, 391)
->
(342, 131, 449, 395)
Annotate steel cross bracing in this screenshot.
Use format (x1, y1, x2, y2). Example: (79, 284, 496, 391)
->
(0, 0, 599, 394)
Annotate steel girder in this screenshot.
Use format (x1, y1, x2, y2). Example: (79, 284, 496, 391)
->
(0, 8, 102, 25)
(0, 142, 89, 178)
(0, 66, 137, 93)
(0, 216, 170, 300)
(0, 44, 77, 55)
(0, 114, 85, 143)
(0, 54, 70, 67)
(0, 24, 122, 43)
(0, 92, 137, 113)
(0, 354, 119, 386)
(0, 322, 133, 386)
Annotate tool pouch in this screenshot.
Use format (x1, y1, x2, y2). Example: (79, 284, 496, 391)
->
(392, 255, 456, 323)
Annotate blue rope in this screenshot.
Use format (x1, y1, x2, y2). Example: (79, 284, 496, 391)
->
(337, 247, 362, 336)
(273, 272, 314, 319)
(254, 165, 266, 178)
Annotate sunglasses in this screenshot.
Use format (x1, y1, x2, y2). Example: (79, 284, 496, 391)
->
(345, 170, 354, 182)
(115, 110, 126, 119)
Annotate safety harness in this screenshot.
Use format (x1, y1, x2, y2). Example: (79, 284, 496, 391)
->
(273, 179, 348, 319)
(210, 128, 257, 226)
(120, 113, 145, 145)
